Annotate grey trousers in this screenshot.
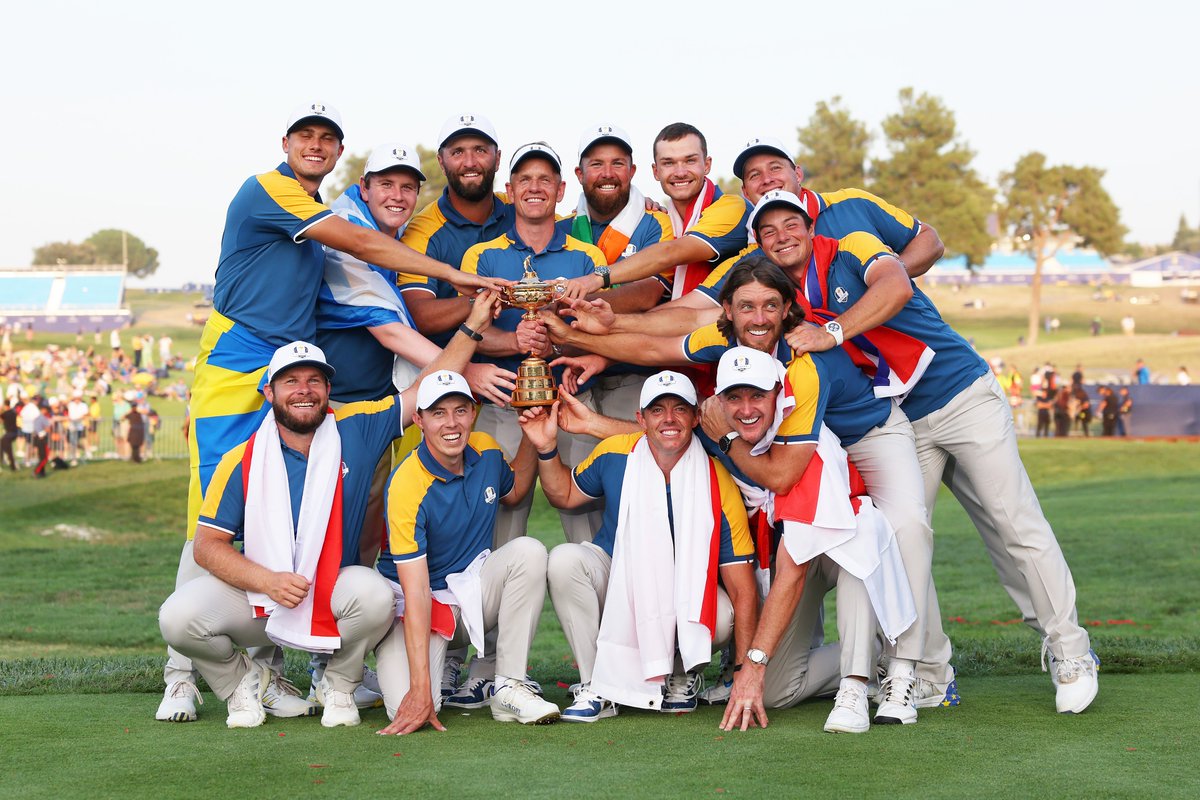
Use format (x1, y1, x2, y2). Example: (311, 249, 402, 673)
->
(159, 566, 395, 699)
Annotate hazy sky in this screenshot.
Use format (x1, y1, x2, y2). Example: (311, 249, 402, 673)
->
(3, 1, 1196, 286)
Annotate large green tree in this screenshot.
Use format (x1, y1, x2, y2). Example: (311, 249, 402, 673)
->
(325, 145, 447, 212)
(1171, 214, 1200, 253)
(870, 88, 994, 266)
(32, 240, 96, 266)
(795, 96, 871, 191)
(1000, 152, 1125, 345)
(86, 229, 159, 278)
(32, 230, 158, 278)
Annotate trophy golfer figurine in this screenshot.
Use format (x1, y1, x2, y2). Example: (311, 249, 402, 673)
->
(500, 256, 566, 408)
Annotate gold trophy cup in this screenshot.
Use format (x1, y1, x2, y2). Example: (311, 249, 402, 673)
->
(500, 257, 567, 408)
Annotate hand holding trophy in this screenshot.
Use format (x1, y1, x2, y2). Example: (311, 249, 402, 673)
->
(499, 256, 567, 408)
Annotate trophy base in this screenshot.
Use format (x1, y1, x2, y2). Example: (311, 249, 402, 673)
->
(510, 356, 558, 408)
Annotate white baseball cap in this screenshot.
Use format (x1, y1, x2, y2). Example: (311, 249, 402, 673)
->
(267, 341, 336, 382)
(417, 370, 475, 410)
(438, 112, 498, 149)
(639, 371, 698, 409)
(747, 189, 814, 236)
(715, 346, 783, 394)
(363, 142, 427, 181)
(285, 102, 344, 141)
(509, 141, 562, 174)
(732, 136, 794, 179)
(577, 123, 634, 161)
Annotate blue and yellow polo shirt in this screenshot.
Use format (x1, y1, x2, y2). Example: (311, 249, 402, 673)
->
(197, 397, 405, 567)
(660, 188, 752, 295)
(212, 162, 334, 346)
(379, 432, 515, 591)
(682, 323, 888, 446)
(571, 432, 753, 562)
(461, 226, 607, 401)
(800, 231, 987, 422)
(397, 190, 515, 345)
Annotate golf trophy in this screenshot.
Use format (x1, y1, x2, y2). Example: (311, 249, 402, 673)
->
(500, 257, 566, 408)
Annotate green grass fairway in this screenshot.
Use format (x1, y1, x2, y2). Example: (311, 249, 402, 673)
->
(1, 437, 1197, 797)
(2, 674, 1197, 799)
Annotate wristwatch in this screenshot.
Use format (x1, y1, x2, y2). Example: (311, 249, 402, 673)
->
(823, 319, 845, 346)
(747, 648, 770, 666)
(594, 265, 612, 289)
(718, 430, 740, 453)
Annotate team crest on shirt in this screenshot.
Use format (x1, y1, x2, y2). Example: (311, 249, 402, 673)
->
(341, 461, 349, 478)
(623, 244, 637, 257)
(834, 286, 849, 304)
(484, 486, 497, 504)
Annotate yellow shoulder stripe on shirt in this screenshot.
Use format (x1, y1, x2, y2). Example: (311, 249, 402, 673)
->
(839, 231, 896, 267)
(712, 458, 753, 557)
(777, 354, 821, 438)
(256, 171, 329, 221)
(198, 441, 249, 520)
(468, 431, 504, 456)
(385, 454, 435, 557)
(460, 234, 513, 282)
(701, 242, 760, 290)
(820, 188, 916, 229)
(399, 201, 448, 255)
(562, 236, 609, 267)
(575, 431, 643, 474)
(334, 395, 396, 422)
(690, 193, 751, 238)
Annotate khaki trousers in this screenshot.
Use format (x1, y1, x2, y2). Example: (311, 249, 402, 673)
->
(159, 566, 395, 699)
(911, 373, 1090, 661)
(375, 537, 548, 718)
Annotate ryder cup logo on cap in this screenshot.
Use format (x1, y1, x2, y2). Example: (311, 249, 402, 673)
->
(438, 112, 498, 148)
(639, 370, 698, 409)
(747, 189, 812, 235)
(577, 123, 634, 160)
(363, 142, 427, 181)
(732, 135, 794, 179)
(285, 102, 345, 141)
(417, 370, 475, 410)
(715, 346, 782, 394)
(509, 141, 562, 173)
(267, 341, 336, 382)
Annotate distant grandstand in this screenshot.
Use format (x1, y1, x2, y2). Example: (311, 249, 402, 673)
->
(0, 264, 131, 333)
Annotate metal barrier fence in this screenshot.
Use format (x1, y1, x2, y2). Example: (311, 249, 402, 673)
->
(9, 415, 190, 464)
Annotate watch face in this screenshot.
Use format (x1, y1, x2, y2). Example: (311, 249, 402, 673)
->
(719, 434, 732, 453)
(826, 322, 841, 332)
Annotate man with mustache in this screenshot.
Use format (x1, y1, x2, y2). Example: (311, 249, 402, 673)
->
(159, 298, 500, 730)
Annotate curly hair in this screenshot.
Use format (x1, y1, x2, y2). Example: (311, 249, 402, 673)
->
(715, 253, 806, 341)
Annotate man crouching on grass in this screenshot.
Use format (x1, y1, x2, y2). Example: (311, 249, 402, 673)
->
(374, 370, 548, 734)
(159, 292, 503, 729)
